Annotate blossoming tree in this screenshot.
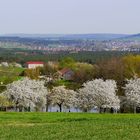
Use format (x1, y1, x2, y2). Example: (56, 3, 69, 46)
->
(124, 78, 140, 113)
(50, 86, 76, 112)
(76, 79, 120, 112)
(2, 78, 48, 112)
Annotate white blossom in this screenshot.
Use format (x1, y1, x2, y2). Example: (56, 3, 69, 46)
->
(124, 78, 140, 112)
(76, 79, 120, 112)
(50, 86, 76, 112)
(2, 77, 48, 111)
(75, 87, 95, 112)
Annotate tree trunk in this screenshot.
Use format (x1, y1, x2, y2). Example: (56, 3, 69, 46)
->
(19, 106, 23, 112)
(27, 106, 31, 112)
(15, 102, 19, 112)
(46, 103, 49, 112)
(83, 108, 88, 112)
(103, 108, 106, 113)
(58, 104, 62, 112)
(5, 107, 7, 112)
(99, 107, 102, 113)
(15, 105, 19, 112)
(110, 107, 114, 114)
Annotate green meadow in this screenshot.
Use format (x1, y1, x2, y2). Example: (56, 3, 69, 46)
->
(0, 113, 140, 140)
(0, 66, 23, 82)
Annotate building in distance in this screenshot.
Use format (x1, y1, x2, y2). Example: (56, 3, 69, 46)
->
(26, 61, 44, 69)
(58, 68, 74, 80)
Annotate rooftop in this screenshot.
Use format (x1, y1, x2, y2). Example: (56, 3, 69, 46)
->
(26, 61, 44, 64)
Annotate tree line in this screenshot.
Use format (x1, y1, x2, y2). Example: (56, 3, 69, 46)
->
(1, 54, 140, 112)
(0, 77, 140, 113)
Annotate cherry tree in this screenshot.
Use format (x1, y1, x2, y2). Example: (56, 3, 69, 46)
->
(75, 87, 95, 112)
(76, 79, 120, 112)
(124, 78, 140, 113)
(50, 86, 76, 112)
(2, 78, 48, 112)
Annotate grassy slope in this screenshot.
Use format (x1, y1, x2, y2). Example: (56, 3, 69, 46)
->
(0, 113, 140, 140)
(0, 67, 24, 92)
(0, 67, 24, 82)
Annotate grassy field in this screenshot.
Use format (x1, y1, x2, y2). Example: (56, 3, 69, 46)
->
(0, 66, 23, 82)
(0, 113, 140, 140)
(0, 66, 24, 92)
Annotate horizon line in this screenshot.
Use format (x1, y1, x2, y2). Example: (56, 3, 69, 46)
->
(0, 33, 139, 35)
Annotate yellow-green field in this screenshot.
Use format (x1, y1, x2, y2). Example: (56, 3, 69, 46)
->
(0, 113, 140, 140)
(0, 66, 23, 82)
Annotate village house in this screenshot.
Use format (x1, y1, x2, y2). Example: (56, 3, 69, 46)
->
(26, 61, 44, 69)
(58, 68, 74, 80)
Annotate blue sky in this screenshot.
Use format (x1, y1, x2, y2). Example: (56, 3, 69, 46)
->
(0, 0, 140, 34)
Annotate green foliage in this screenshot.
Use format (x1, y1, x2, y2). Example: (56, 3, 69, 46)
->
(0, 96, 14, 108)
(59, 57, 76, 69)
(1, 48, 137, 64)
(41, 63, 58, 76)
(94, 58, 125, 96)
(0, 66, 24, 92)
(47, 80, 81, 90)
(24, 68, 40, 79)
(123, 55, 140, 78)
(0, 113, 140, 140)
(72, 63, 96, 83)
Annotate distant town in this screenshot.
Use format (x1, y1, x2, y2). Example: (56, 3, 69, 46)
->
(0, 34, 140, 53)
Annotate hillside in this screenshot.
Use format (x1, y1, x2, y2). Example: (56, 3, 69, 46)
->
(1, 33, 128, 40)
(119, 33, 140, 41)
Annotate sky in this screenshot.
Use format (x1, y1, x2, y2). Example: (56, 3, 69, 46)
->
(0, 0, 140, 34)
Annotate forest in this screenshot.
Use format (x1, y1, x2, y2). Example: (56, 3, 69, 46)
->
(0, 48, 140, 64)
